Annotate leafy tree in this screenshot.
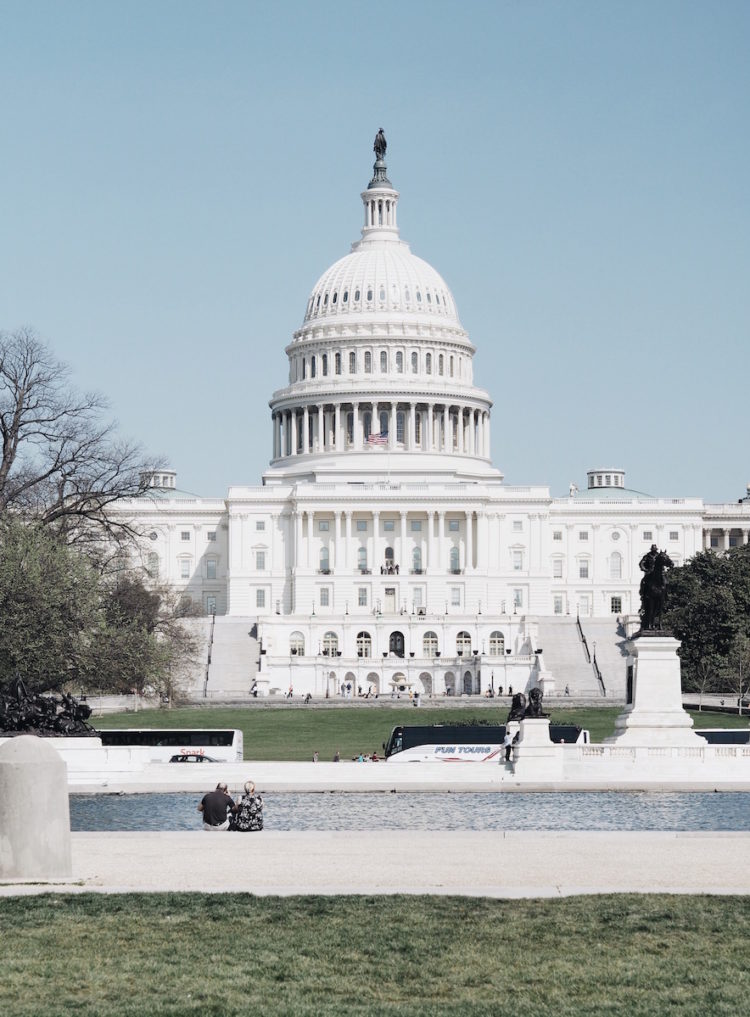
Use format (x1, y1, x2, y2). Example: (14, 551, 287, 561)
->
(664, 546, 750, 694)
(0, 328, 161, 553)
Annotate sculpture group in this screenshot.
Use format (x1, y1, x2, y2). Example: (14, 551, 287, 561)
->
(0, 677, 96, 737)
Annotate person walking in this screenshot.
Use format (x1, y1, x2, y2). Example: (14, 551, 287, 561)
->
(232, 781, 264, 832)
(503, 730, 513, 763)
(197, 782, 236, 831)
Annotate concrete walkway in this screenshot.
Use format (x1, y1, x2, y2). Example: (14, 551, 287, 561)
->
(2, 831, 750, 898)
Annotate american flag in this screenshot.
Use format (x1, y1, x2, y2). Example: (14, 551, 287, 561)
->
(367, 432, 388, 445)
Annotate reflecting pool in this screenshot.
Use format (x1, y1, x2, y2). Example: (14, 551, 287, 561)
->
(69, 791, 750, 832)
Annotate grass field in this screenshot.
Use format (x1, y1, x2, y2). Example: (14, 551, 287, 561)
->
(1, 893, 748, 1016)
(91, 704, 750, 761)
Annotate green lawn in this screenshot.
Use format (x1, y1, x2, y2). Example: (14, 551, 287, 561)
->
(1, 894, 748, 1016)
(91, 704, 750, 761)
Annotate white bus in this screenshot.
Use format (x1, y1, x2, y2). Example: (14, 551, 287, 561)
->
(383, 723, 588, 762)
(98, 728, 244, 762)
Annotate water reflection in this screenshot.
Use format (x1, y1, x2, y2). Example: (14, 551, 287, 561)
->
(69, 791, 750, 833)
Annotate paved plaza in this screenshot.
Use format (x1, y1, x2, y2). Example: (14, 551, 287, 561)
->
(2, 830, 750, 898)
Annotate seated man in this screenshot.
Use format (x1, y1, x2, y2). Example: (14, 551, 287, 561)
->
(197, 782, 236, 831)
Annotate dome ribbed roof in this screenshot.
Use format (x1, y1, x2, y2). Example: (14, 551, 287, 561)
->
(302, 243, 462, 329)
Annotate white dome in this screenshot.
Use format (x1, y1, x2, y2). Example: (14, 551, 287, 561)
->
(302, 243, 462, 329)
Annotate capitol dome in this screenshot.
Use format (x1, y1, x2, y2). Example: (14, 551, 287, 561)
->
(266, 132, 499, 485)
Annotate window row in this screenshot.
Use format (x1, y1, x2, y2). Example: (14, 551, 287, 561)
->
(287, 630, 506, 658)
(305, 283, 451, 319)
(292, 348, 467, 382)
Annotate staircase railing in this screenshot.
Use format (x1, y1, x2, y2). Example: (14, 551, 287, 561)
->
(575, 613, 591, 663)
(203, 612, 216, 698)
(592, 651, 607, 697)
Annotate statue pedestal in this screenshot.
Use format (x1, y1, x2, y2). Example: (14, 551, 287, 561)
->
(607, 633, 702, 746)
(512, 718, 563, 780)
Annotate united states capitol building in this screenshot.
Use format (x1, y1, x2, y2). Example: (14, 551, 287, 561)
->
(115, 136, 750, 700)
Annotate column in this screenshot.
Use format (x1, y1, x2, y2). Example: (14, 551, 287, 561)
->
(372, 511, 380, 572)
(704, 529, 712, 550)
(446, 407, 454, 452)
(317, 404, 325, 452)
(335, 511, 344, 570)
(743, 529, 750, 546)
(291, 409, 298, 455)
(354, 402, 362, 449)
(306, 513, 313, 568)
(484, 413, 490, 459)
(408, 403, 416, 450)
(399, 511, 407, 571)
(427, 403, 434, 452)
(334, 403, 341, 451)
(465, 510, 474, 572)
(723, 529, 731, 550)
(469, 411, 476, 456)
(345, 511, 353, 570)
(295, 511, 303, 567)
(427, 510, 436, 571)
(437, 511, 445, 572)
(389, 403, 397, 449)
(302, 407, 309, 453)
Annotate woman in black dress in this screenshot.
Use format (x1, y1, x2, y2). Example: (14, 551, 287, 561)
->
(232, 780, 263, 832)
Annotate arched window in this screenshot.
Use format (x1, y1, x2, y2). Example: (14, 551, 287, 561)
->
(346, 411, 354, 444)
(411, 351, 418, 373)
(426, 353, 432, 374)
(146, 552, 159, 578)
(332, 291, 337, 305)
(396, 411, 405, 443)
(363, 411, 372, 440)
(396, 351, 403, 373)
(456, 631, 472, 655)
(379, 410, 389, 435)
(322, 353, 328, 376)
(449, 356, 454, 377)
(349, 351, 356, 373)
(366, 287, 373, 302)
(489, 631, 505, 654)
(311, 356, 316, 378)
(423, 631, 439, 655)
(438, 354, 444, 375)
(449, 546, 460, 573)
(290, 632, 305, 655)
(364, 351, 372, 373)
(302, 359, 307, 379)
(412, 547, 422, 572)
(319, 546, 330, 573)
(385, 545, 394, 566)
(343, 290, 349, 303)
(335, 352, 342, 375)
(610, 552, 622, 580)
(354, 288, 360, 302)
(358, 547, 368, 572)
(322, 631, 338, 656)
(380, 350, 387, 372)
(356, 631, 372, 658)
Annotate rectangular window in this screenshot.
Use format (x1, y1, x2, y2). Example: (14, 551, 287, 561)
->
(611, 596, 622, 614)
(356, 520, 367, 532)
(413, 587, 423, 607)
(207, 532, 216, 542)
(383, 520, 395, 531)
(513, 520, 523, 532)
(513, 588, 523, 609)
(256, 589, 265, 608)
(553, 559, 563, 578)
(206, 560, 217, 580)
(256, 551, 266, 570)
(669, 531, 679, 541)
(320, 587, 330, 607)
(410, 520, 422, 532)
(181, 531, 190, 541)
(553, 595, 564, 615)
(256, 520, 265, 531)
(448, 519, 460, 531)
(579, 561, 589, 579)
(710, 536, 719, 548)
(180, 559, 190, 578)
(643, 531, 652, 541)
(553, 531, 563, 541)
(318, 520, 329, 532)
(451, 587, 461, 606)
(579, 531, 589, 541)
(358, 587, 368, 607)
(512, 550, 523, 571)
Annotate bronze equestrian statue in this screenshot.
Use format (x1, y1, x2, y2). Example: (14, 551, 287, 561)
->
(638, 544, 674, 631)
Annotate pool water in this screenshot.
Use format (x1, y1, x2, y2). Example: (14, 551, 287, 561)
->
(69, 791, 750, 832)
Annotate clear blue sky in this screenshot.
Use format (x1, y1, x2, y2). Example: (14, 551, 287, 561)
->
(1, 0, 748, 502)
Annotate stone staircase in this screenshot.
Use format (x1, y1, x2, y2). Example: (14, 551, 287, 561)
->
(204, 616, 260, 699)
(175, 617, 212, 699)
(538, 616, 628, 699)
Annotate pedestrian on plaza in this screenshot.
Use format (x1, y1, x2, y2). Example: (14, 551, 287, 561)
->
(503, 731, 513, 763)
(232, 781, 263, 832)
(197, 782, 236, 831)
(312, 750, 319, 762)
(333, 749, 340, 762)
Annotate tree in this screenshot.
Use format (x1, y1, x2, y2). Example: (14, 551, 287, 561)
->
(0, 328, 161, 553)
(664, 546, 750, 694)
(0, 519, 199, 701)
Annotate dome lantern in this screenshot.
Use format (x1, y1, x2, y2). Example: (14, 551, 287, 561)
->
(359, 128, 399, 244)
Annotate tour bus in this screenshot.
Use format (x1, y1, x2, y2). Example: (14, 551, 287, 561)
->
(98, 729, 244, 762)
(383, 723, 589, 762)
(694, 729, 750, 745)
